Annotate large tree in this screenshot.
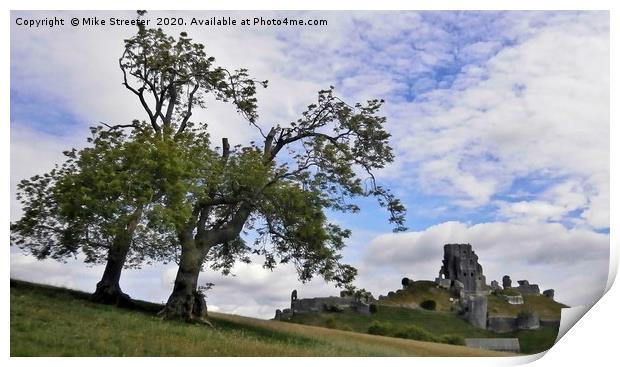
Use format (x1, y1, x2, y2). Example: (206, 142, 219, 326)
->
(12, 126, 158, 305)
(10, 17, 258, 305)
(12, 20, 406, 322)
(155, 87, 407, 321)
(107, 22, 406, 321)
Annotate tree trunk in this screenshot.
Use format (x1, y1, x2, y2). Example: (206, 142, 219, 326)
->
(160, 204, 252, 323)
(91, 206, 142, 308)
(160, 238, 209, 322)
(91, 231, 133, 307)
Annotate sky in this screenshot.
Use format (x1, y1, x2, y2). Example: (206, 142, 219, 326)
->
(10, 10, 610, 319)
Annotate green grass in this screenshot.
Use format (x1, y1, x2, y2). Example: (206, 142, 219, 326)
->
(10, 279, 511, 357)
(291, 305, 495, 337)
(286, 301, 560, 354)
(505, 326, 559, 355)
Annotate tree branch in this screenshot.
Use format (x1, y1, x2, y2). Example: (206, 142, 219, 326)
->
(119, 50, 160, 134)
(176, 83, 200, 136)
(221, 138, 230, 162)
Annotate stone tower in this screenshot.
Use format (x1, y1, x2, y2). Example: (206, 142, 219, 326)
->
(438, 243, 487, 294)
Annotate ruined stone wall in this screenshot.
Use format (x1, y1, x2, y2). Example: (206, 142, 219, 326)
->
(503, 295, 524, 305)
(462, 294, 488, 329)
(540, 319, 560, 328)
(291, 296, 352, 313)
(487, 316, 518, 333)
(486, 313, 541, 333)
(465, 338, 520, 353)
(542, 289, 555, 299)
(516, 312, 540, 330)
(515, 280, 540, 295)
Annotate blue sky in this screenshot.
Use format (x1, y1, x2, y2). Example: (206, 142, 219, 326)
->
(10, 10, 610, 317)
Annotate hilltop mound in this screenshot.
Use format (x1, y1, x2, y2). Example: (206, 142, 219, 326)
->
(378, 280, 454, 311)
(378, 280, 566, 320)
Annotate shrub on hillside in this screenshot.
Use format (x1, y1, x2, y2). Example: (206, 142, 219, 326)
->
(420, 299, 437, 311)
(367, 320, 393, 336)
(369, 303, 378, 314)
(401, 277, 411, 288)
(324, 316, 338, 329)
(393, 325, 436, 342)
(324, 304, 344, 313)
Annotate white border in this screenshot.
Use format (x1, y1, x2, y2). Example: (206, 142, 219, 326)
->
(3, 1, 617, 367)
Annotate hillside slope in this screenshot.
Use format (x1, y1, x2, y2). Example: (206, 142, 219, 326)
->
(10, 280, 510, 357)
(283, 280, 563, 354)
(378, 280, 566, 319)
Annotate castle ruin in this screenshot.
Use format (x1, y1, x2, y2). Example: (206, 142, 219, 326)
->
(437, 244, 487, 294)
(271, 242, 559, 337)
(434, 243, 554, 333)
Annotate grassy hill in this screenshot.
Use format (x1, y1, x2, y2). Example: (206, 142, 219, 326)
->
(378, 280, 454, 311)
(487, 292, 566, 319)
(378, 280, 565, 319)
(283, 280, 563, 354)
(10, 279, 511, 357)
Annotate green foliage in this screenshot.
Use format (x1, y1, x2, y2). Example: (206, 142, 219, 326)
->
(325, 316, 338, 328)
(365, 319, 469, 345)
(401, 277, 411, 288)
(120, 23, 266, 133)
(13, 22, 408, 299)
(506, 325, 560, 354)
(369, 304, 378, 314)
(10, 122, 218, 268)
(394, 325, 436, 342)
(367, 320, 393, 336)
(420, 300, 437, 311)
(367, 321, 455, 344)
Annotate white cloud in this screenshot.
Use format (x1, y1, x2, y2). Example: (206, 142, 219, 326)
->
(495, 180, 592, 225)
(10, 126, 87, 221)
(382, 12, 609, 229)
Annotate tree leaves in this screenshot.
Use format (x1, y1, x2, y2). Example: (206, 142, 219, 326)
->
(12, 24, 407, 294)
